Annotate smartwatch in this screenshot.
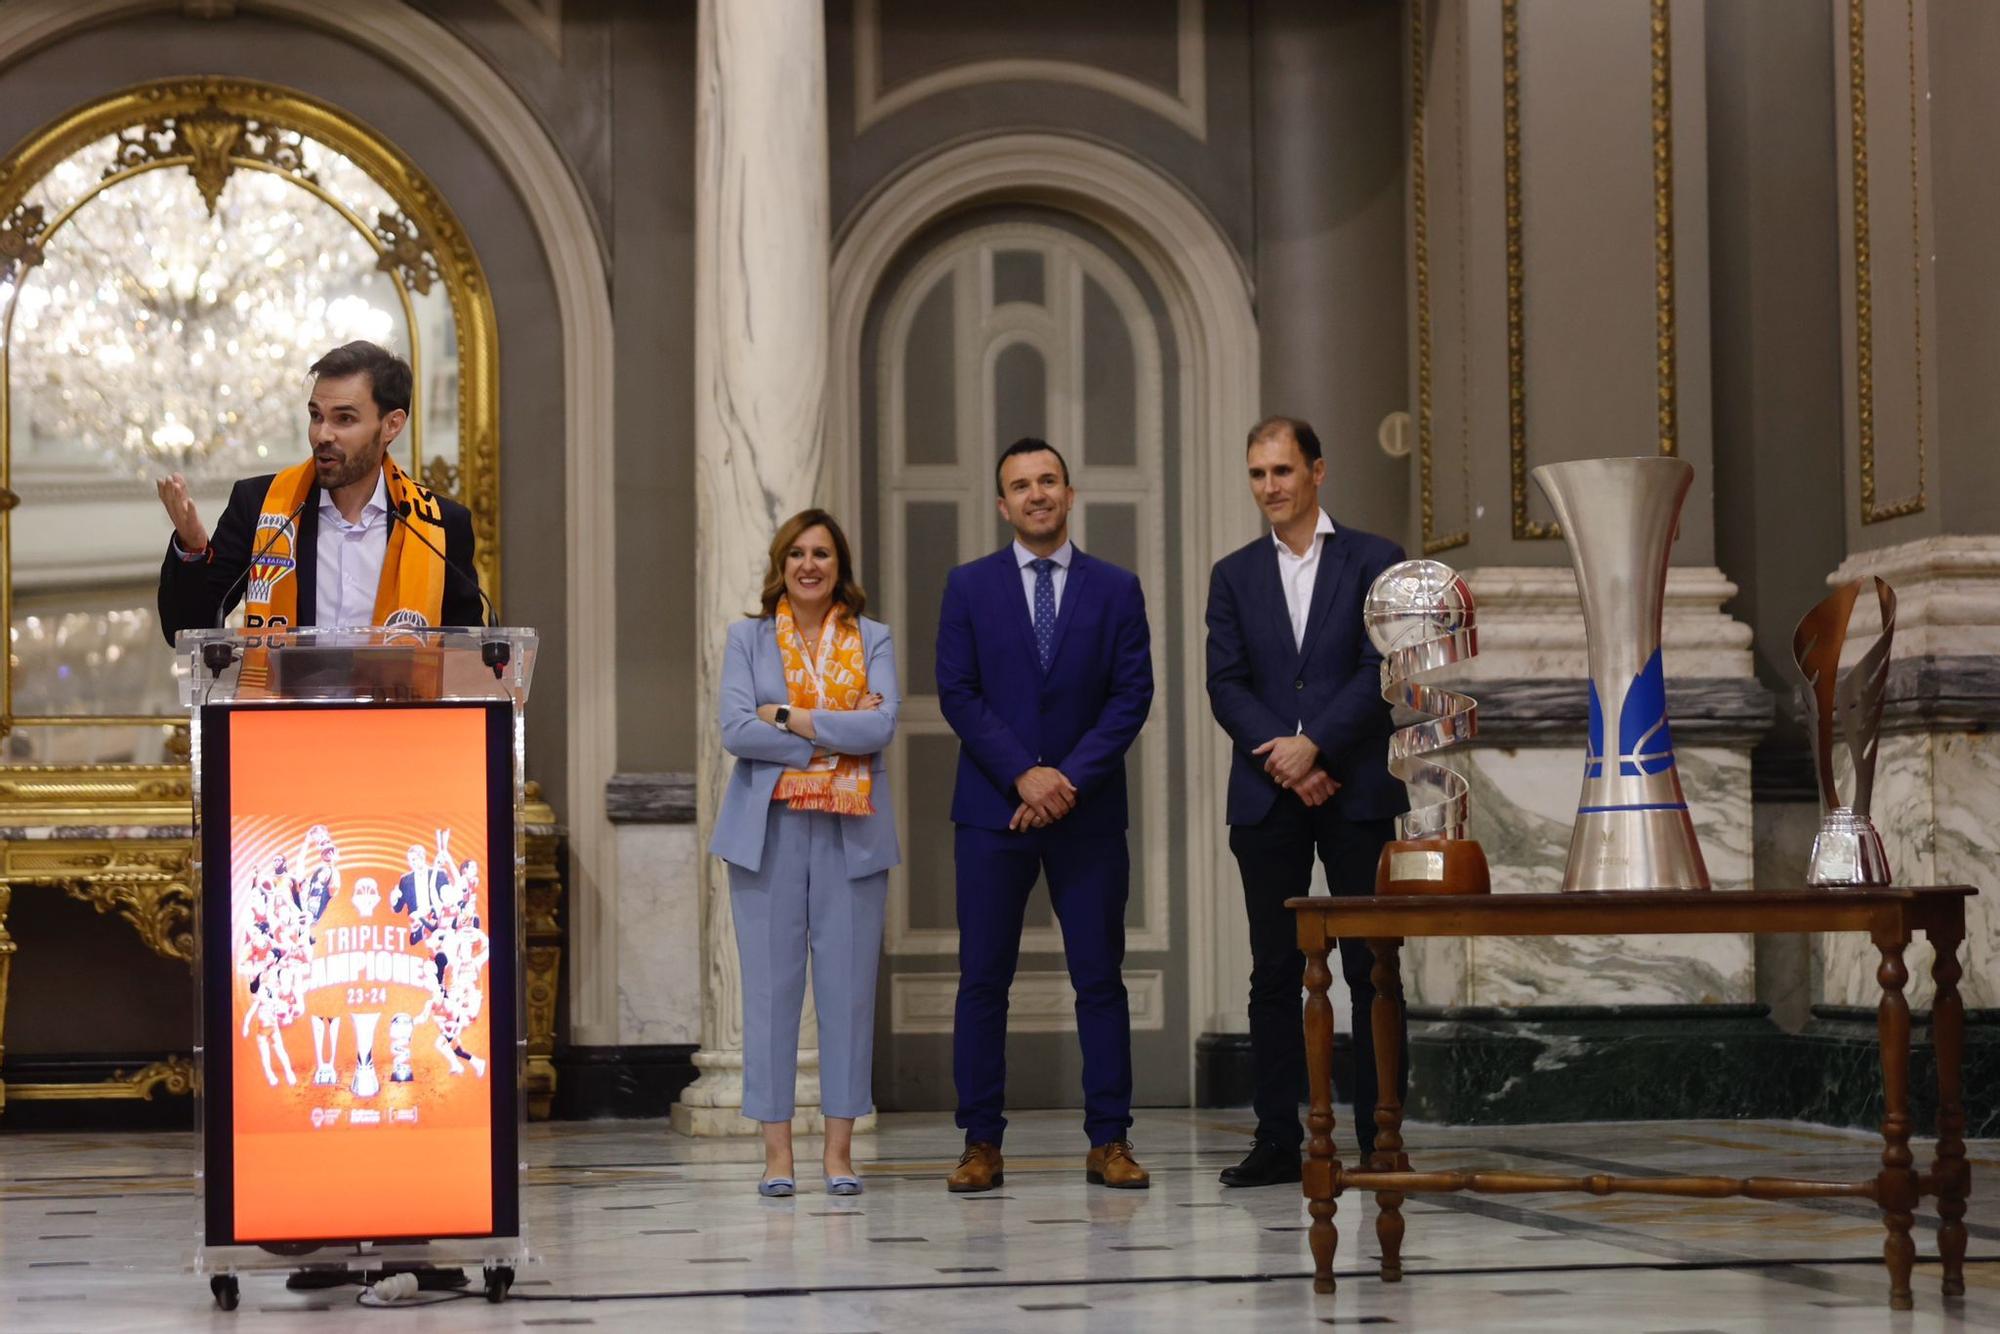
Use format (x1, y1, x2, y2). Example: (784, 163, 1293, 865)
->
(773, 704, 792, 732)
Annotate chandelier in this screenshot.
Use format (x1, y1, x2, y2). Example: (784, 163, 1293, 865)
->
(6, 157, 403, 481)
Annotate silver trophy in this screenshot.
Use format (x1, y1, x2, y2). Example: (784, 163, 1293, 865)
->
(1363, 559, 1489, 894)
(1531, 457, 1710, 891)
(1792, 577, 1895, 885)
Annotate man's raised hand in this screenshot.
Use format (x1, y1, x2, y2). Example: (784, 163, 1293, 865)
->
(155, 473, 209, 552)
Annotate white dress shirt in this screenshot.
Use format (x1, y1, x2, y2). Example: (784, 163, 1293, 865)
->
(1014, 538, 1074, 617)
(315, 471, 391, 628)
(1273, 508, 1337, 651)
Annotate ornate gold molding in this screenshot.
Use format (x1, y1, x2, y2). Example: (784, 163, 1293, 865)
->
(103, 101, 318, 214)
(0, 765, 191, 822)
(59, 875, 195, 964)
(523, 786, 562, 1118)
(7, 1055, 195, 1103)
(0, 200, 49, 283)
(1651, 0, 1678, 457)
(372, 207, 443, 295)
(1501, 0, 1551, 541)
(2, 838, 195, 962)
(524, 943, 560, 1120)
(1412, 0, 1468, 556)
(1848, 0, 1927, 524)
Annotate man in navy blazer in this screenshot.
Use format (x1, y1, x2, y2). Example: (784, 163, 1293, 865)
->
(936, 438, 1155, 1193)
(1205, 416, 1409, 1188)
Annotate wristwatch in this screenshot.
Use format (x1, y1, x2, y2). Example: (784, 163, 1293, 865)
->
(773, 704, 792, 732)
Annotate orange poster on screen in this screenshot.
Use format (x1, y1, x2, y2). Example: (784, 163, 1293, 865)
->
(228, 706, 494, 1242)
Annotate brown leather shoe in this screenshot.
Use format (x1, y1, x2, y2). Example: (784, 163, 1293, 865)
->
(1086, 1140, 1150, 1189)
(947, 1141, 1004, 1193)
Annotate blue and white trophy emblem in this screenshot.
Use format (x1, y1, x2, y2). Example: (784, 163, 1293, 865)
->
(1531, 457, 1711, 892)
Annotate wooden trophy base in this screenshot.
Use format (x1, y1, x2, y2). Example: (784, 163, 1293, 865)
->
(1375, 837, 1491, 896)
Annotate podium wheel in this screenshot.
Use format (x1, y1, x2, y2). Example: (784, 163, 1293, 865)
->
(210, 1275, 240, 1311)
(483, 1265, 513, 1303)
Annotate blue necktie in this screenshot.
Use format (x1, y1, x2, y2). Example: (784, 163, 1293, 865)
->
(1031, 558, 1057, 671)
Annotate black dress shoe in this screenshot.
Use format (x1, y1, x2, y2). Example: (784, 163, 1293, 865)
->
(1219, 1139, 1303, 1188)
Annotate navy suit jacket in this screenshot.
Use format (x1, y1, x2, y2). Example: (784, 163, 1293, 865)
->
(156, 473, 482, 642)
(936, 547, 1154, 834)
(1205, 524, 1408, 827)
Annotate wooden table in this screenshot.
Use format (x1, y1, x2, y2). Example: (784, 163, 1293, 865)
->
(1290, 886, 1975, 1311)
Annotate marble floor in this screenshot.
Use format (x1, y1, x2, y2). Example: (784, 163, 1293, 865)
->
(1, 1108, 1994, 1331)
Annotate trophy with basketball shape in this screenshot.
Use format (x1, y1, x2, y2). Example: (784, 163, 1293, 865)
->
(1363, 559, 1491, 895)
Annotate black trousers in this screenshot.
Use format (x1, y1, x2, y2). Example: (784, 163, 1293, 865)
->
(1229, 796, 1407, 1159)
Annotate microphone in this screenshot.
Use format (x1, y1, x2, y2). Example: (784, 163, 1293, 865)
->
(392, 501, 499, 629)
(393, 500, 511, 677)
(201, 490, 313, 676)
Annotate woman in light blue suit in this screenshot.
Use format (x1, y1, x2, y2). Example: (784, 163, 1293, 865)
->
(713, 508, 899, 1197)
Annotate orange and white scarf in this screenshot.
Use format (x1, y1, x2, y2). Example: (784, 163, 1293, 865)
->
(242, 455, 447, 631)
(770, 596, 875, 816)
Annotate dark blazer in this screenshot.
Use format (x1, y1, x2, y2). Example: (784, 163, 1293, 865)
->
(936, 546, 1154, 835)
(156, 473, 481, 643)
(1205, 524, 1408, 827)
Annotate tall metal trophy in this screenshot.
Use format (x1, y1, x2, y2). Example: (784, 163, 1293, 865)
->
(1363, 559, 1490, 895)
(1531, 457, 1710, 891)
(1791, 577, 1896, 884)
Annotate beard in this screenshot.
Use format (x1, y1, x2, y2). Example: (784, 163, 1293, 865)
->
(314, 428, 387, 490)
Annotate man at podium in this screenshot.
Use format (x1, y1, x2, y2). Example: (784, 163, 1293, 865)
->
(153, 340, 483, 640)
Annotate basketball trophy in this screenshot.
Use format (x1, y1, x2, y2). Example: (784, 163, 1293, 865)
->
(309, 1015, 341, 1087)
(350, 1012, 382, 1097)
(389, 1012, 417, 1084)
(1792, 577, 1896, 885)
(1363, 558, 1490, 894)
(1531, 457, 1710, 891)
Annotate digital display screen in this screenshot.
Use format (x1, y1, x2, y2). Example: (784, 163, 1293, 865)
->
(200, 702, 517, 1246)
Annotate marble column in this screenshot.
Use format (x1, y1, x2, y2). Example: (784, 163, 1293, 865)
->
(671, 0, 831, 1137)
(1812, 0, 2000, 1019)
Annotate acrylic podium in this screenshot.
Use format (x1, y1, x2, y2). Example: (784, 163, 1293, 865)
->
(176, 626, 538, 1310)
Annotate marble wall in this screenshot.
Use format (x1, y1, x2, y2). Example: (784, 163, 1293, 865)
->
(612, 820, 702, 1046)
(1819, 729, 2000, 1009)
(1815, 540, 2000, 1013)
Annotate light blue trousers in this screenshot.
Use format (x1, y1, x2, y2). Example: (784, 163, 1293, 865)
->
(728, 805, 888, 1122)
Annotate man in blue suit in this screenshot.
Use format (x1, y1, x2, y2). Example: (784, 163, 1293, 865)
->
(937, 438, 1155, 1193)
(1205, 416, 1409, 1188)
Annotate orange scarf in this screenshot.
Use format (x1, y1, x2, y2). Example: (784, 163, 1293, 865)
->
(243, 455, 447, 631)
(770, 597, 875, 816)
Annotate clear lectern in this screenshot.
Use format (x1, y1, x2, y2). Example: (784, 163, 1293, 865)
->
(177, 626, 538, 1309)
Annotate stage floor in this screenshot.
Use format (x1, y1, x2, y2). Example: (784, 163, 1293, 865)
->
(2, 1107, 1993, 1331)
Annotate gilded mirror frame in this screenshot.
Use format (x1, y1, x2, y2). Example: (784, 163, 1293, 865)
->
(0, 77, 500, 815)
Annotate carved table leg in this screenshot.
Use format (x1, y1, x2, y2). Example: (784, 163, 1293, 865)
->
(0, 885, 13, 1116)
(1369, 937, 1408, 1282)
(1928, 923, 1968, 1298)
(1874, 927, 1917, 1311)
(1300, 916, 1342, 1294)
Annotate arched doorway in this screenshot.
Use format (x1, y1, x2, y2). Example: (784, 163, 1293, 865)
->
(861, 208, 1181, 1109)
(830, 134, 1262, 1109)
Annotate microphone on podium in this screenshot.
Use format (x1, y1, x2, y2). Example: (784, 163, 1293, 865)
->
(392, 501, 511, 677)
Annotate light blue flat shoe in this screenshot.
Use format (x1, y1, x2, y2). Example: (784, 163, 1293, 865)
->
(757, 1176, 796, 1198)
(823, 1173, 863, 1196)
